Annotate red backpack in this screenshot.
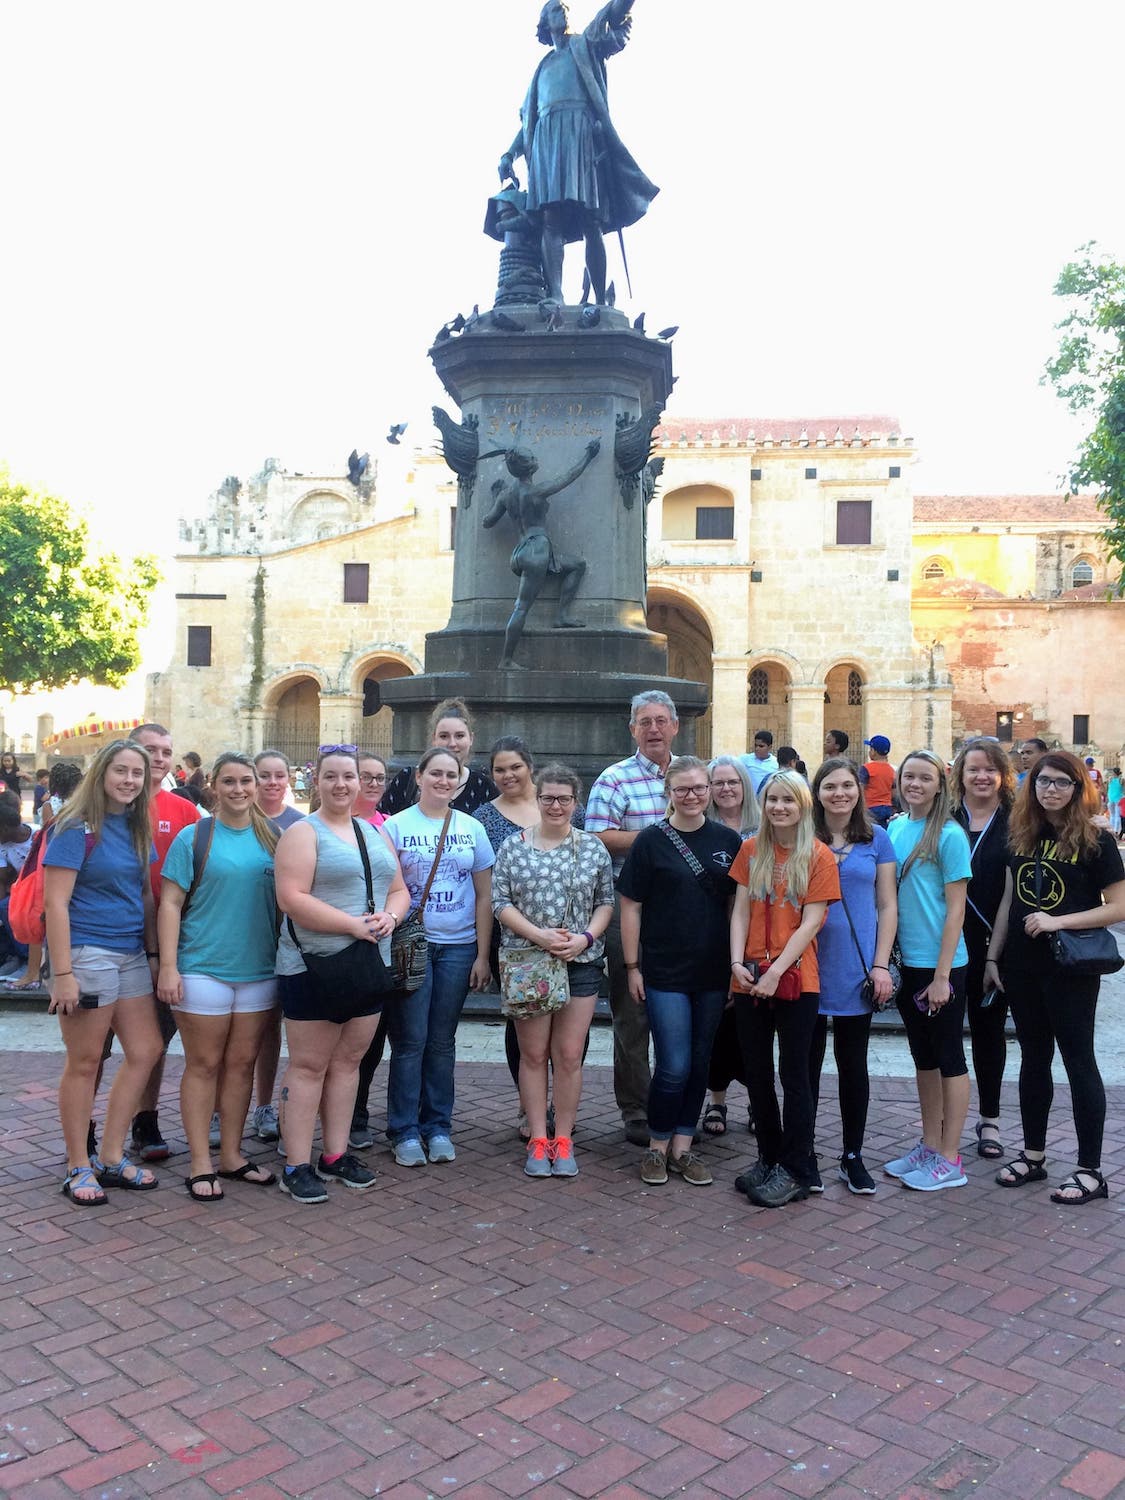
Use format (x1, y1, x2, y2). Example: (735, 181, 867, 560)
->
(8, 825, 95, 946)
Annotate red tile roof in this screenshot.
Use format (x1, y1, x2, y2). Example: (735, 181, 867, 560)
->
(915, 578, 1007, 600)
(913, 494, 1104, 525)
(1055, 581, 1123, 601)
(655, 415, 905, 445)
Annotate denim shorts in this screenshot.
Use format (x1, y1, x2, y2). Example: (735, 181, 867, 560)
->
(53, 945, 153, 1007)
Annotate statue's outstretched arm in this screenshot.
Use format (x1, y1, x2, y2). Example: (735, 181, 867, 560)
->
(536, 439, 601, 501)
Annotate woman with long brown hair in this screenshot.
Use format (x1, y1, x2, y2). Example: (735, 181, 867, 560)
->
(949, 738, 1016, 1161)
(380, 698, 497, 817)
(987, 750, 1125, 1204)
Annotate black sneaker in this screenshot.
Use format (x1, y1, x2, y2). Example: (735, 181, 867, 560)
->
(316, 1152, 377, 1191)
(839, 1153, 877, 1195)
(807, 1164, 824, 1194)
(747, 1163, 808, 1208)
(735, 1159, 773, 1196)
(278, 1163, 328, 1204)
(130, 1110, 170, 1163)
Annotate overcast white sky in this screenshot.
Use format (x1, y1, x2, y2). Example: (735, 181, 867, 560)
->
(2, 1, 1124, 733)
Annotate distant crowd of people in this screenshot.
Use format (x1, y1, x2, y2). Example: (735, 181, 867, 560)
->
(2, 700, 1120, 1215)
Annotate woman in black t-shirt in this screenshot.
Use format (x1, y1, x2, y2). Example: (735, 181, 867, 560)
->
(618, 757, 741, 1188)
(986, 750, 1125, 1205)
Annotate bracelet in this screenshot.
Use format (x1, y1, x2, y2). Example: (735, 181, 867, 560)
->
(53, 970, 73, 977)
(985, 956, 999, 964)
(146, 951, 159, 959)
(871, 965, 889, 973)
(625, 961, 639, 970)
(582, 930, 594, 950)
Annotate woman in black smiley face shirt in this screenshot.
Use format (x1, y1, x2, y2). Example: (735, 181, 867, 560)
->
(987, 751, 1125, 1206)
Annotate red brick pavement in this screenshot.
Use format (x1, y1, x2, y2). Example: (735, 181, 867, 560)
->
(0, 1053, 1121, 1499)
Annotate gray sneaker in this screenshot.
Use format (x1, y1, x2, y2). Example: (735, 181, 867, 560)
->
(667, 1150, 713, 1186)
(640, 1149, 668, 1185)
(884, 1141, 934, 1180)
(524, 1138, 552, 1178)
(394, 1137, 427, 1168)
(550, 1136, 578, 1178)
(427, 1134, 456, 1164)
(348, 1122, 376, 1150)
(254, 1104, 279, 1142)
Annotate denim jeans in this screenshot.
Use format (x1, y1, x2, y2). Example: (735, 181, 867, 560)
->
(385, 941, 476, 1144)
(645, 987, 728, 1140)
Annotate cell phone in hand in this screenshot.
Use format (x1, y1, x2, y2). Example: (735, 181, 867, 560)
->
(78, 993, 101, 1009)
(979, 986, 1001, 1010)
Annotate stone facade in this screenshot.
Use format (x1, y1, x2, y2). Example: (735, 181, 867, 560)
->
(145, 421, 970, 771)
(911, 494, 1124, 764)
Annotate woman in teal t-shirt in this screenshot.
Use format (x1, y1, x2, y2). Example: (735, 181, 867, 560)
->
(157, 753, 280, 1202)
(883, 750, 972, 1194)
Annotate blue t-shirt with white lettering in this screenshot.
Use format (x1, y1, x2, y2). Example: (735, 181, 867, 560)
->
(44, 812, 154, 952)
(887, 815, 972, 969)
(162, 820, 278, 983)
(385, 806, 494, 944)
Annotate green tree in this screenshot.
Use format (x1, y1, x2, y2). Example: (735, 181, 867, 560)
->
(0, 470, 159, 693)
(1044, 242, 1125, 572)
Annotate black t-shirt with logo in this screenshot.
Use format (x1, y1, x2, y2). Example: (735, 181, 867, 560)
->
(1003, 829, 1124, 971)
(617, 819, 742, 990)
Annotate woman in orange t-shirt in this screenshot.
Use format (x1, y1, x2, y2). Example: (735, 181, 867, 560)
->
(729, 771, 840, 1208)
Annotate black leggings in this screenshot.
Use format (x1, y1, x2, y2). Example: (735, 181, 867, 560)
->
(965, 946, 1008, 1118)
(1006, 965, 1105, 1167)
(707, 1004, 748, 1092)
(809, 1012, 872, 1157)
(896, 965, 968, 1077)
(352, 1007, 391, 1130)
(735, 992, 819, 1183)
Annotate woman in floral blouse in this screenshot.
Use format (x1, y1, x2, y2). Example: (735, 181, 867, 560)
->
(492, 764, 614, 1179)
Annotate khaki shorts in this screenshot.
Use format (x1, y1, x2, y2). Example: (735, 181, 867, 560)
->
(51, 945, 154, 1008)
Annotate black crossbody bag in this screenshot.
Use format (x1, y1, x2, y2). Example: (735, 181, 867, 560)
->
(287, 820, 391, 1009)
(1034, 847, 1123, 977)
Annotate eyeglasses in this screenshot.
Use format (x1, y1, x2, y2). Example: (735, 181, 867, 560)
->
(359, 773, 386, 785)
(964, 735, 1001, 746)
(670, 785, 709, 798)
(711, 779, 742, 790)
(318, 743, 357, 756)
(1035, 775, 1075, 792)
(635, 717, 674, 730)
(537, 794, 575, 807)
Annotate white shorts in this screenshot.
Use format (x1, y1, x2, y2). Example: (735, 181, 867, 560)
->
(178, 975, 279, 1018)
(51, 945, 153, 1008)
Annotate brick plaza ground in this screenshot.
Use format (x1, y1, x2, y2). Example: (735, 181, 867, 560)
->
(1, 1052, 1122, 1500)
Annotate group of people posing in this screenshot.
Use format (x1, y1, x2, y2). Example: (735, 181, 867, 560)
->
(39, 694, 1122, 1214)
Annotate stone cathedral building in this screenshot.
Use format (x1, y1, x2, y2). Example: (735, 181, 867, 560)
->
(147, 420, 1123, 770)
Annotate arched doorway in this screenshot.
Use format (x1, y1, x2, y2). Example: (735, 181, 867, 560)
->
(746, 660, 791, 750)
(823, 663, 865, 755)
(265, 676, 321, 768)
(356, 658, 414, 759)
(647, 592, 714, 758)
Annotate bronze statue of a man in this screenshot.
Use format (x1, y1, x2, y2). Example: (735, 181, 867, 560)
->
(499, 1, 658, 306)
(482, 439, 601, 668)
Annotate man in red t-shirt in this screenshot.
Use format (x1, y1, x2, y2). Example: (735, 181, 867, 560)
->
(129, 723, 200, 1160)
(861, 736, 897, 828)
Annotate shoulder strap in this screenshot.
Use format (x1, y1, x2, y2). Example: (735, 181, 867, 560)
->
(658, 819, 708, 880)
(181, 817, 216, 919)
(1033, 844, 1043, 909)
(352, 817, 376, 912)
(836, 882, 871, 978)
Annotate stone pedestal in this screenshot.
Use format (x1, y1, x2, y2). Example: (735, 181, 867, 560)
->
(382, 308, 708, 778)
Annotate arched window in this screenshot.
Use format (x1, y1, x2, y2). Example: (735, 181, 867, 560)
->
(1071, 557, 1095, 588)
(848, 670, 863, 706)
(748, 668, 769, 705)
(922, 557, 948, 581)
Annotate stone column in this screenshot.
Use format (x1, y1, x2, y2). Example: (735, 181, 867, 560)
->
(242, 709, 269, 756)
(711, 657, 750, 754)
(319, 693, 363, 749)
(859, 687, 914, 761)
(788, 685, 825, 760)
(36, 715, 54, 760)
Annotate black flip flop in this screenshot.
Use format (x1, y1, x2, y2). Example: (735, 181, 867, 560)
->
(217, 1162, 277, 1187)
(187, 1173, 225, 1202)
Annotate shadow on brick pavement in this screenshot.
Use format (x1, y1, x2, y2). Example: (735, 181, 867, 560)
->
(0, 1053, 1122, 1500)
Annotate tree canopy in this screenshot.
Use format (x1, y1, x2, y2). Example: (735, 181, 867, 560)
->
(0, 470, 159, 694)
(1044, 243, 1125, 572)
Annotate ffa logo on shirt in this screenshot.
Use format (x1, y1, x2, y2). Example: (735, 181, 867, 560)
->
(712, 850, 734, 869)
(158, 820, 171, 834)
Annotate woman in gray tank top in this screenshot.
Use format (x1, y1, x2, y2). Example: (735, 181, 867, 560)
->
(273, 747, 410, 1204)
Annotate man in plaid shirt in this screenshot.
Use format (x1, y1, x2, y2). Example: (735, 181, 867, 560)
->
(586, 691, 680, 1145)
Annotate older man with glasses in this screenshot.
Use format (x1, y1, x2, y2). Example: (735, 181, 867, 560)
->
(586, 691, 680, 1145)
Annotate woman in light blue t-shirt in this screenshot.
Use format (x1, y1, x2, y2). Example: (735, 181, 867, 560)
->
(158, 752, 283, 1202)
(883, 751, 971, 1195)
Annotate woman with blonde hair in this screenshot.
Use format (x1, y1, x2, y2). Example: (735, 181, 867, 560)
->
(730, 770, 840, 1207)
(949, 737, 1016, 1161)
(43, 739, 164, 1204)
(883, 749, 972, 1192)
(987, 750, 1125, 1204)
(157, 752, 282, 1200)
(701, 754, 760, 1136)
